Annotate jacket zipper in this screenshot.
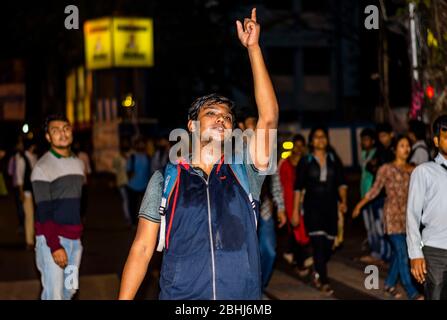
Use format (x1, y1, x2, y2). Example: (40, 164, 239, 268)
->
(191, 171, 217, 300)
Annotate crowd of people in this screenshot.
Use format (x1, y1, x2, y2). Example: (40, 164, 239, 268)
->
(0, 8, 446, 301)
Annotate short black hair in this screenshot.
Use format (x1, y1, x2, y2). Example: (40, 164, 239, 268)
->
(188, 93, 235, 125)
(292, 134, 305, 145)
(43, 114, 70, 133)
(432, 114, 447, 137)
(376, 122, 393, 134)
(360, 128, 376, 140)
(408, 120, 427, 141)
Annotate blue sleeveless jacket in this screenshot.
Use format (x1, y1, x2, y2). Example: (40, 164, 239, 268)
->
(158, 160, 262, 300)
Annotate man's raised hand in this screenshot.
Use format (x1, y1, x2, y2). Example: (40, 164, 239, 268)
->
(236, 8, 260, 48)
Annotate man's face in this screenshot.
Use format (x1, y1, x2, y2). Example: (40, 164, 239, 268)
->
(188, 103, 233, 142)
(434, 128, 447, 156)
(292, 140, 305, 157)
(361, 136, 374, 151)
(378, 132, 392, 148)
(46, 120, 73, 149)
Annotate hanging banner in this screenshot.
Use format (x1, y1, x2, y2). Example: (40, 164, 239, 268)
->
(112, 18, 154, 67)
(84, 17, 153, 69)
(84, 18, 113, 70)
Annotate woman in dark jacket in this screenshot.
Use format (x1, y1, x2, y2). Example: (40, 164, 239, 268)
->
(292, 126, 348, 295)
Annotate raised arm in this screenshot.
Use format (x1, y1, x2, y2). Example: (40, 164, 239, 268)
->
(236, 8, 279, 171)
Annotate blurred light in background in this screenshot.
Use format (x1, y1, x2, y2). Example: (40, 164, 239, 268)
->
(22, 123, 29, 134)
(281, 151, 291, 159)
(426, 85, 434, 100)
(282, 141, 293, 150)
(122, 94, 135, 108)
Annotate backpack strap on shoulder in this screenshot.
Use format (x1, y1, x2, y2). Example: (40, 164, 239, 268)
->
(156, 162, 181, 252)
(229, 163, 258, 228)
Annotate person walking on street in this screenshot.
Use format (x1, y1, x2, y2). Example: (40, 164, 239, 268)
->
(357, 128, 390, 264)
(353, 135, 423, 300)
(278, 134, 312, 275)
(16, 139, 38, 249)
(292, 126, 348, 295)
(407, 115, 447, 300)
(7, 140, 26, 232)
(31, 114, 85, 300)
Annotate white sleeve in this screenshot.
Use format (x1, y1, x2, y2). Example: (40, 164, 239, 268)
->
(15, 155, 25, 187)
(406, 167, 426, 259)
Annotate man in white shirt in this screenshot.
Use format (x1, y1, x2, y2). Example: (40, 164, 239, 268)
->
(407, 115, 447, 300)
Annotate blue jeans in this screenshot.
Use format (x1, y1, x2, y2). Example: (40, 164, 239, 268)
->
(385, 234, 419, 299)
(258, 216, 276, 289)
(35, 235, 83, 300)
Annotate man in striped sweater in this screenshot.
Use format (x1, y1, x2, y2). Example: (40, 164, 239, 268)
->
(31, 114, 85, 300)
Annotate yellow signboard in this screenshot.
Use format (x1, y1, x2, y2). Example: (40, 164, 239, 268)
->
(112, 18, 154, 67)
(84, 18, 113, 70)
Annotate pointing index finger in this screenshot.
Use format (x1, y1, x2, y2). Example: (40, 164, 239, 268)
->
(251, 8, 257, 22)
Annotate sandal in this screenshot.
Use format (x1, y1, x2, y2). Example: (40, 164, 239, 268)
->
(411, 294, 424, 300)
(311, 272, 322, 289)
(321, 284, 334, 296)
(384, 286, 403, 299)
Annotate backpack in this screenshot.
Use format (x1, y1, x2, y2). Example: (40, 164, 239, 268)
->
(155, 160, 257, 252)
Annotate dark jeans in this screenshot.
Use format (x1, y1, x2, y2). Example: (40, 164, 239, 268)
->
(423, 246, 447, 300)
(258, 216, 276, 289)
(385, 234, 419, 299)
(310, 235, 334, 284)
(127, 187, 145, 225)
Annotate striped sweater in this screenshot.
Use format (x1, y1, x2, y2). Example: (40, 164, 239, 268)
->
(31, 149, 85, 252)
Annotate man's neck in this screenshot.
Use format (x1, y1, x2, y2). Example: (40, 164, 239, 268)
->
(191, 142, 223, 175)
(51, 146, 71, 158)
